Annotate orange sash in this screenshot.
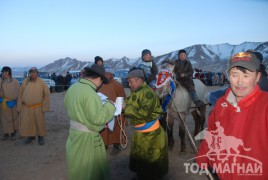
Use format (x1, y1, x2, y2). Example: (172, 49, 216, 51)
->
(134, 119, 160, 133)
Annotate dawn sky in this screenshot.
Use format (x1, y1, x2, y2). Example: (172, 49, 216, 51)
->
(0, 0, 267, 67)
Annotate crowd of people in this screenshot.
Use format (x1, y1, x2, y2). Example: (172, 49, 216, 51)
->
(194, 70, 226, 86)
(50, 71, 72, 92)
(1, 49, 268, 179)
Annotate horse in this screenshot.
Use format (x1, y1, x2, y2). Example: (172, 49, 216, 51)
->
(155, 70, 208, 152)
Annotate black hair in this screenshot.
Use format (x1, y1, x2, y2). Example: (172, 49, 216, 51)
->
(231, 66, 259, 74)
(178, 49, 187, 55)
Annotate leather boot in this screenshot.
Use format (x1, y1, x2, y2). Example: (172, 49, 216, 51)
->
(10, 130, 16, 140)
(2, 134, 9, 140)
(38, 136, 45, 145)
(111, 144, 121, 155)
(23, 136, 35, 144)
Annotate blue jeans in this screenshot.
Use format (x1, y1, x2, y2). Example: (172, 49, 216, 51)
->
(189, 90, 200, 104)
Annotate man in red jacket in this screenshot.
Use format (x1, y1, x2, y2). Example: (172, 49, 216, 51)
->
(195, 52, 268, 179)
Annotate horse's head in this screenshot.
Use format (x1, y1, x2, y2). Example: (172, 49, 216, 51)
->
(155, 69, 174, 99)
(155, 80, 171, 99)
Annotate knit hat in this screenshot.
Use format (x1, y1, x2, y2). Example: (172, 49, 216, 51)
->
(141, 49, 151, 57)
(178, 49, 187, 55)
(228, 52, 260, 72)
(84, 64, 108, 83)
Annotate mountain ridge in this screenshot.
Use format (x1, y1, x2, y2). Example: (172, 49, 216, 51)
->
(38, 41, 268, 74)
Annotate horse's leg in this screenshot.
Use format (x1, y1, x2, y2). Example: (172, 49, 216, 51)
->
(199, 105, 206, 131)
(191, 109, 200, 136)
(178, 112, 186, 152)
(160, 112, 167, 132)
(166, 113, 174, 151)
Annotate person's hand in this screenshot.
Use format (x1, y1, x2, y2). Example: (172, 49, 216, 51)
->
(109, 100, 115, 105)
(122, 101, 126, 110)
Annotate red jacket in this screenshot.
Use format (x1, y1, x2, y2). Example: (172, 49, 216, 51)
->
(196, 86, 268, 179)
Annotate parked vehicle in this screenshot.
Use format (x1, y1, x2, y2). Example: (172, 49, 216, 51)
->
(13, 76, 25, 85)
(39, 72, 56, 93)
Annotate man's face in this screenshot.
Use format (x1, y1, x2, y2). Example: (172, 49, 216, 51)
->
(29, 71, 38, 79)
(95, 77, 103, 88)
(105, 72, 113, 81)
(229, 67, 260, 102)
(179, 53, 187, 61)
(2, 71, 10, 79)
(143, 54, 151, 62)
(96, 60, 103, 66)
(128, 77, 142, 91)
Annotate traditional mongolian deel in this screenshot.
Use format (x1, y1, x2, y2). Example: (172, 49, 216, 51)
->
(98, 78, 127, 146)
(124, 82, 169, 178)
(0, 78, 20, 135)
(17, 77, 50, 137)
(64, 78, 115, 180)
(196, 86, 268, 179)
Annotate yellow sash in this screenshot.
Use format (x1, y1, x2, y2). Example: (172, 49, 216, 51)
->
(2, 98, 12, 110)
(27, 103, 42, 108)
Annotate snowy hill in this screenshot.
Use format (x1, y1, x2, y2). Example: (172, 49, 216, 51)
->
(154, 42, 268, 73)
(31, 41, 268, 75)
(39, 57, 93, 74)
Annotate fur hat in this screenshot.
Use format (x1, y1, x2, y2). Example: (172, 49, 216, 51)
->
(1, 66, 12, 76)
(94, 56, 103, 64)
(84, 64, 108, 83)
(228, 52, 260, 72)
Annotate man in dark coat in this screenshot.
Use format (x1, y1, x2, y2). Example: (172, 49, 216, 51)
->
(173, 49, 205, 107)
(65, 72, 72, 89)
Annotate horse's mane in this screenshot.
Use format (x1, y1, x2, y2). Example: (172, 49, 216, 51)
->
(173, 79, 187, 91)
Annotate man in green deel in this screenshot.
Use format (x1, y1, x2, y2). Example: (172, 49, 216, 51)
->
(124, 68, 169, 179)
(64, 64, 115, 180)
